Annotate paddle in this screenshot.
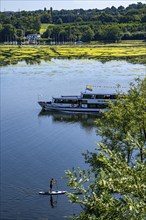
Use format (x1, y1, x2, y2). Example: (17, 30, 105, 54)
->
(55, 179, 59, 191)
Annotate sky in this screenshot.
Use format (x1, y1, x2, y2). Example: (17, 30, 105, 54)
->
(1, 0, 145, 12)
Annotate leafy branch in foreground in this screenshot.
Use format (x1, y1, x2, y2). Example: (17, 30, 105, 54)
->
(65, 78, 146, 219)
(95, 78, 146, 163)
(65, 143, 146, 220)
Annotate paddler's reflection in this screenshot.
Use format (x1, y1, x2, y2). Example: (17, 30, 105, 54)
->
(50, 195, 54, 208)
(50, 195, 57, 208)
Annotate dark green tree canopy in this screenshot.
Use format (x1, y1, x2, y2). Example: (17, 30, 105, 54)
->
(0, 3, 145, 43)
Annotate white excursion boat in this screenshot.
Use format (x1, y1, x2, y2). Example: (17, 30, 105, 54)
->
(38, 87, 119, 114)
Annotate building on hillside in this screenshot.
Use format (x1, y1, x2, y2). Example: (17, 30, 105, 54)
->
(26, 34, 40, 44)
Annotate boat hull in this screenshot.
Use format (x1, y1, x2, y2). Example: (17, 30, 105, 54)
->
(38, 101, 108, 114)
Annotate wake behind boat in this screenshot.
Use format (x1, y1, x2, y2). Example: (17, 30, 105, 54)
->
(38, 86, 120, 114)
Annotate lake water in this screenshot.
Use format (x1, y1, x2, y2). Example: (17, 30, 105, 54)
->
(0, 59, 145, 220)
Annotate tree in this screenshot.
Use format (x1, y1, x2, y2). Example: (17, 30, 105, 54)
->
(76, 17, 83, 23)
(42, 27, 52, 39)
(59, 29, 67, 42)
(31, 16, 41, 32)
(65, 145, 146, 220)
(41, 12, 52, 23)
(0, 24, 3, 42)
(98, 13, 117, 23)
(50, 26, 61, 43)
(81, 27, 94, 42)
(65, 78, 146, 219)
(95, 78, 146, 162)
(102, 25, 123, 42)
(1, 24, 16, 42)
(0, 2, 145, 43)
(57, 18, 63, 24)
(50, 7, 53, 19)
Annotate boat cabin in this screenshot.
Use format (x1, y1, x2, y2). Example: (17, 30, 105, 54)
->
(81, 93, 118, 99)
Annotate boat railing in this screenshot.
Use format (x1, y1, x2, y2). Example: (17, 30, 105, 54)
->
(61, 95, 79, 98)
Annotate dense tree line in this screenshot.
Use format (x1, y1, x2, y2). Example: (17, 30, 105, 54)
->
(0, 2, 145, 43)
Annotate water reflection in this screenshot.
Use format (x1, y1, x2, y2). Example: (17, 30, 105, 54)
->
(38, 111, 99, 131)
(50, 195, 58, 208)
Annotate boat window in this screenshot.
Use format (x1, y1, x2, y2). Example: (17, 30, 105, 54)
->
(95, 95, 105, 99)
(88, 104, 109, 108)
(110, 95, 117, 99)
(82, 94, 92, 99)
(63, 99, 70, 103)
(54, 99, 78, 104)
(54, 99, 61, 103)
(82, 94, 118, 99)
(97, 104, 108, 108)
(88, 104, 97, 108)
(81, 100, 87, 104)
(64, 99, 78, 104)
(104, 95, 111, 99)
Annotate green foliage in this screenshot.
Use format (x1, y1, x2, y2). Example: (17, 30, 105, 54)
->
(81, 27, 94, 42)
(0, 24, 16, 42)
(100, 25, 123, 42)
(40, 11, 52, 23)
(0, 41, 145, 66)
(56, 18, 63, 24)
(0, 3, 145, 43)
(65, 144, 146, 219)
(65, 78, 146, 219)
(95, 78, 146, 162)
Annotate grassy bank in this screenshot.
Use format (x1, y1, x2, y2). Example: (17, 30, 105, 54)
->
(0, 40, 145, 66)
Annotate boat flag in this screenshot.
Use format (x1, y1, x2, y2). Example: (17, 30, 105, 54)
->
(86, 85, 93, 91)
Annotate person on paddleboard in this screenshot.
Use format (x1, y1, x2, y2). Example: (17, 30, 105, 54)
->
(50, 178, 55, 193)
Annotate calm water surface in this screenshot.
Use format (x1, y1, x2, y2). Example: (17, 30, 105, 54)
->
(0, 59, 145, 220)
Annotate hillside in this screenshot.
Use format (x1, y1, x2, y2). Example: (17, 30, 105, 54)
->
(0, 2, 146, 43)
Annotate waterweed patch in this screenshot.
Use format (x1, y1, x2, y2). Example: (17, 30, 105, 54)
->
(0, 41, 145, 66)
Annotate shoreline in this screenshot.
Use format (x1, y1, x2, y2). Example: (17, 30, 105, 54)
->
(0, 40, 146, 66)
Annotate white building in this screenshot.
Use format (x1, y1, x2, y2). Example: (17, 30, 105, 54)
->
(26, 34, 40, 44)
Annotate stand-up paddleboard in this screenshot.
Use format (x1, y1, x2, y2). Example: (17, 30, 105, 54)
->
(39, 190, 67, 195)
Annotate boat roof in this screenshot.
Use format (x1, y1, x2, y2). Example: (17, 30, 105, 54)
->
(52, 92, 120, 100)
(82, 92, 117, 95)
(53, 95, 79, 100)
